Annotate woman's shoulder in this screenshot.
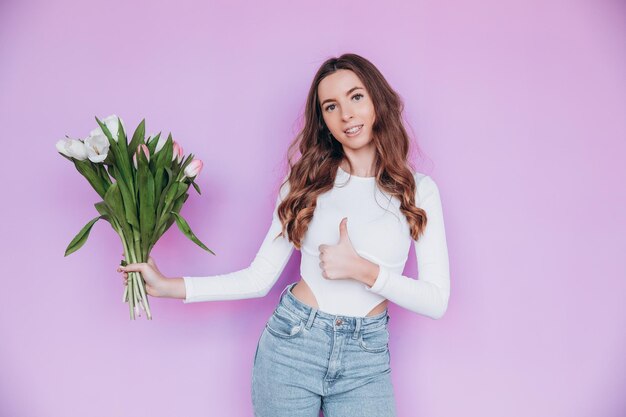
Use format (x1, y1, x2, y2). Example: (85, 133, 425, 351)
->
(276, 172, 292, 201)
(411, 170, 441, 203)
(412, 170, 434, 187)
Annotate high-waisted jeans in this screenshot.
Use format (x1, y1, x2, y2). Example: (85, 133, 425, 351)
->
(251, 282, 397, 417)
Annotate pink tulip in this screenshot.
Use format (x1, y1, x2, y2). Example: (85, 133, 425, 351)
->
(172, 141, 184, 163)
(139, 144, 150, 161)
(133, 144, 150, 169)
(184, 159, 203, 178)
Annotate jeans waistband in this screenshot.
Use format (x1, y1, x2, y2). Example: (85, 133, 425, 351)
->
(277, 282, 390, 338)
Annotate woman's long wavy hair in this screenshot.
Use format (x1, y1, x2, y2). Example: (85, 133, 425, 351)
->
(275, 53, 428, 249)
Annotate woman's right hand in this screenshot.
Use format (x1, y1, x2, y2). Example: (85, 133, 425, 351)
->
(117, 255, 170, 298)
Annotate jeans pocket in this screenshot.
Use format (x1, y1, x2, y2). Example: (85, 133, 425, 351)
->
(358, 326, 389, 353)
(265, 306, 305, 339)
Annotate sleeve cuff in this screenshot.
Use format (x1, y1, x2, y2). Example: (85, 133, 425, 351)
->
(364, 264, 390, 294)
(182, 277, 193, 303)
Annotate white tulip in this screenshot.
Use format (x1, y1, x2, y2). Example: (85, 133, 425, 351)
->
(55, 138, 72, 157)
(65, 139, 89, 161)
(90, 114, 125, 142)
(84, 133, 110, 163)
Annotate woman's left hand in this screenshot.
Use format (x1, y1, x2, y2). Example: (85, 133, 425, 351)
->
(318, 217, 362, 280)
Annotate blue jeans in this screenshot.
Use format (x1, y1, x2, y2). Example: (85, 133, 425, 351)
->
(252, 282, 397, 417)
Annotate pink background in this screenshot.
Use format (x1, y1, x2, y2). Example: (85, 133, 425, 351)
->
(1, 0, 625, 416)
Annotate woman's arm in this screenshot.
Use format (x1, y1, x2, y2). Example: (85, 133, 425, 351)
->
(361, 174, 451, 319)
(177, 179, 295, 303)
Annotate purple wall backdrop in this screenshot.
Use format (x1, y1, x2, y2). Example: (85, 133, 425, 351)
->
(1, 0, 625, 416)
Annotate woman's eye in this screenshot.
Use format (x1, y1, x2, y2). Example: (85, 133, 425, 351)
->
(324, 94, 362, 112)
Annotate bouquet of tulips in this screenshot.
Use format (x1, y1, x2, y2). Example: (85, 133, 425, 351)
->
(56, 115, 215, 320)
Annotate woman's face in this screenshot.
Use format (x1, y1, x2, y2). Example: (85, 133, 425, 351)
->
(317, 69, 376, 152)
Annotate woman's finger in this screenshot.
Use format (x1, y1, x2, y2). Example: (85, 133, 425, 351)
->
(119, 264, 142, 272)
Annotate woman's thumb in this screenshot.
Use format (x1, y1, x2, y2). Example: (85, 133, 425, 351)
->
(121, 263, 143, 272)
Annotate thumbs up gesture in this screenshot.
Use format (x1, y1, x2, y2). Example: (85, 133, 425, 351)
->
(318, 217, 362, 280)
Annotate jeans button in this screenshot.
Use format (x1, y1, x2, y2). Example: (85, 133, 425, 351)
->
(335, 319, 342, 325)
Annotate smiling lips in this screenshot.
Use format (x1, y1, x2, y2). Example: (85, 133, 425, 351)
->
(344, 124, 363, 135)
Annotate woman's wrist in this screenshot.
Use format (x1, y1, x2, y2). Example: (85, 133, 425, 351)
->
(161, 277, 186, 299)
(353, 257, 380, 287)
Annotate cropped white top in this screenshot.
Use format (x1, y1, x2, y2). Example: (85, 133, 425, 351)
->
(183, 166, 450, 319)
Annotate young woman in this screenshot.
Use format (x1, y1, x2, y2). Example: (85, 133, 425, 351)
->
(118, 53, 450, 417)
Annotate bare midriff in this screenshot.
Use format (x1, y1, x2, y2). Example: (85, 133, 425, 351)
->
(291, 277, 388, 317)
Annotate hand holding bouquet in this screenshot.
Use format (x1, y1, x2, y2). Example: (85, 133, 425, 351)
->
(56, 115, 215, 320)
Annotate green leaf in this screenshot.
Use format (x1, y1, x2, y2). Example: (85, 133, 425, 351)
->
(96, 116, 136, 205)
(104, 182, 124, 214)
(163, 133, 173, 168)
(175, 182, 189, 200)
(103, 181, 134, 241)
(171, 212, 215, 255)
(111, 166, 140, 230)
(57, 152, 74, 163)
(153, 143, 170, 204)
(179, 153, 194, 174)
(157, 193, 188, 238)
(128, 119, 145, 157)
(94, 163, 112, 190)
(64, 216, 104, 256)
(146, 132, 161, 155)
(137, 149, 156, 259)
(106, 165, 117, 180)
(73, 159, 107, 198)
(102, 150, 115, 166)
(94, 201, 109, 216)
(191, 181, 201, 195)
(116, 117, 128, 156)
(157, 137, 173, 178)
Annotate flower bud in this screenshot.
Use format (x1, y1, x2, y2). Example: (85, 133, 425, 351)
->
(138, 144, 150, 162)
(90, 115, 125, 142)
(172, 141, 184, 163)
(55, 138, 72, 157)
(183, 159, 203, 178)
(133, 144, 150, 169)
(65, 138, 89, 161)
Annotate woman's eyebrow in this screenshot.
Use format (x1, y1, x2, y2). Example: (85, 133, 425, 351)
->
(320, 86, 364, 106)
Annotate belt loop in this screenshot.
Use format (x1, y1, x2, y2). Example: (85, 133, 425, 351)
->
(352, 317, 362, 339)
(305, 308, 317, 330)
(278, 282, 292, 302)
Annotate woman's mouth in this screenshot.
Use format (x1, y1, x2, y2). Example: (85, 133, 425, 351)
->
(344, 124, 363, 137)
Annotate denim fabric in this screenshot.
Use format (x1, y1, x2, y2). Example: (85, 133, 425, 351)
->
(252, 282, 396, 417)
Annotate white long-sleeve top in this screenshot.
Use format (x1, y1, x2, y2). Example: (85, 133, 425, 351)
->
(183, 166, 450, 319)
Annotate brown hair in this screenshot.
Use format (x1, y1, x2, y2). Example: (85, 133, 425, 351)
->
(275, 53, 427, 249)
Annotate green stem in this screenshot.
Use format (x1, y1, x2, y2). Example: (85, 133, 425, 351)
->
(112, 211, 154, 320)
(131, 229, 153, 320)
(112, 220, 137, 320)
(136, 269, 152, 319)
